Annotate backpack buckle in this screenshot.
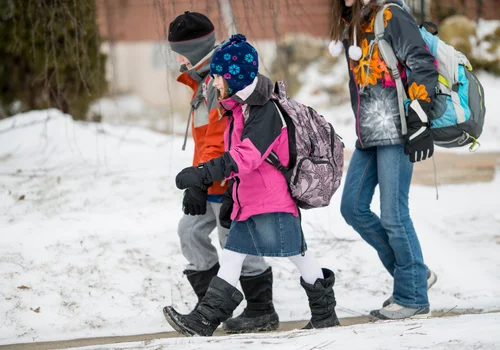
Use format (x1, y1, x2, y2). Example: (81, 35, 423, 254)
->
(275, 163, 285, 171)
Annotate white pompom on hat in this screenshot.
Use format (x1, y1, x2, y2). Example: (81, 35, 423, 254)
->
(328, 40, 344, 57)
(348, 26, 362, 61)
(348, 44, 362, 61)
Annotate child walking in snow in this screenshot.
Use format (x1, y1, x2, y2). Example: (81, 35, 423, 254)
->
(163, 34, 341, 337)
(165, 12, 279, 333)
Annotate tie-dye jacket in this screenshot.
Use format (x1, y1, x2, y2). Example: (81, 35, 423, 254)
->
(343, 0, 438, 149)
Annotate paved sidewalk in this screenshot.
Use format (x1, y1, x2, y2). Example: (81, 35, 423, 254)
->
(2, 309, 497, 350)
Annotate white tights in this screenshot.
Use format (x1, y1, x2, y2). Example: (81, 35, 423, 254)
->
(217, 249, 324, 286)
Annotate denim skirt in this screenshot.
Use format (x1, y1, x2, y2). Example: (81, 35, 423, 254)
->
(224, 212, 306, 257)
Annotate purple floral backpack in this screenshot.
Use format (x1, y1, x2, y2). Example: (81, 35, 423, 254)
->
(266, 81, 344, 209)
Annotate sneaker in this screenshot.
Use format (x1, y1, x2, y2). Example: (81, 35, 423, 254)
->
(370, 303, 431, 320)
(382, 269, 438, 307)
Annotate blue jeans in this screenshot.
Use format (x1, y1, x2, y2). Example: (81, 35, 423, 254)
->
(341, 145, 429, 308)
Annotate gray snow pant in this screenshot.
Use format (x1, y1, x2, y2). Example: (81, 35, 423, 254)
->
(177, 201, 269, 277)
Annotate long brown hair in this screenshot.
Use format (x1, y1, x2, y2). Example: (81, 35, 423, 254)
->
(216, 77, 230, 116)
(330, 0, 363, 46)
(330, 0, 378, 46)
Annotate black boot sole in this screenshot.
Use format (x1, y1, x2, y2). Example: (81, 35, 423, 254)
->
(223, 313, 280, 334)
(302, 318, 341, 329)
(163, 306, 197, 337)
(223, 320, 280, 334)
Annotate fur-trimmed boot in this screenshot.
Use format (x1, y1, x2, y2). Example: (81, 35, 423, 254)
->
(163, 276, 243, 337)
(301, 268, 341, 329)
(223, 267, 279, 333)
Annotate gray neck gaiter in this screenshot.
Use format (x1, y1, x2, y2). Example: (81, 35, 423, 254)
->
(169, 31, 216, 67)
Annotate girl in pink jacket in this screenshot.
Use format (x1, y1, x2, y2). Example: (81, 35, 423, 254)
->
(163, 34, 340, 337)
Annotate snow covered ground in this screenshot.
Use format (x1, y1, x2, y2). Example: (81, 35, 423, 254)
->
(0, 73, 500, 348)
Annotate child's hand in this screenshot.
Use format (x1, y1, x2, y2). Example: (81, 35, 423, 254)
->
(182, 187, 208, 215)
(175, 166, 212, 190)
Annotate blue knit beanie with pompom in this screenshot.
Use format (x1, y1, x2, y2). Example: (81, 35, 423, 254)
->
(210, 34, 259, 95)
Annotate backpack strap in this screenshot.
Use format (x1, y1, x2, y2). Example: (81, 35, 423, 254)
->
(273, 81, 287, 100)
(374, 3, 408, 136)
(181, 76, 211, 151)
(421, 22, 438, 35)
(266, 151, 286, 171)
(265, 100, 289, 178)
(181, 93, 205, 151)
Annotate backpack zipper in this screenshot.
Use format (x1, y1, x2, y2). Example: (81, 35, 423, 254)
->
(329, 124, 337, 167)
(292, 158, 333, 186)
(434, 132, 469, 146)
(305, 107, 339, 168)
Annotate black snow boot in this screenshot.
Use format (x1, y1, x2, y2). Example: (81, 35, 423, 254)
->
(223, 267, 280, 333)
(184, 263, 220, 304)
(163, 276, 243, 337)
(301, 268, 341, 329)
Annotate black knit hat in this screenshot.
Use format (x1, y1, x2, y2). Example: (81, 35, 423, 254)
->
(168, 11, 214, 42)
(168, 11, 216, 66)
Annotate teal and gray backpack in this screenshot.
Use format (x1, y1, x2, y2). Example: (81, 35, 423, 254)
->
(374, 4, 486, 150)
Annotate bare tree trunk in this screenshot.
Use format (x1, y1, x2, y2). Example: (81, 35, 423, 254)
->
(218, 0, 237, 36)
(476, 0, 483, 21)
(459, 0, 466, 14)
(101, 0, 118, 97)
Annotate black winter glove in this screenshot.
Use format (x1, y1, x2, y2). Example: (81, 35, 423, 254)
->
(219, 185, 234, 229)
(182, 187, 208, 216)
(404, 100, 434, 163)
(175, 165, 213, 190)
(176, 155, 233, 190)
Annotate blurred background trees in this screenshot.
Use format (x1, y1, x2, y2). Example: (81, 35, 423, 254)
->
(0, 0, 107, 120)
(0, 0, 498, 125)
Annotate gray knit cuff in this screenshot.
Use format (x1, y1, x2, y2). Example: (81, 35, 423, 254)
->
(169, 31, 216, 67)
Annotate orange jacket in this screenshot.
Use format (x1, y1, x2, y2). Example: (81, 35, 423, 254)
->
(177, 56, 227, 195)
